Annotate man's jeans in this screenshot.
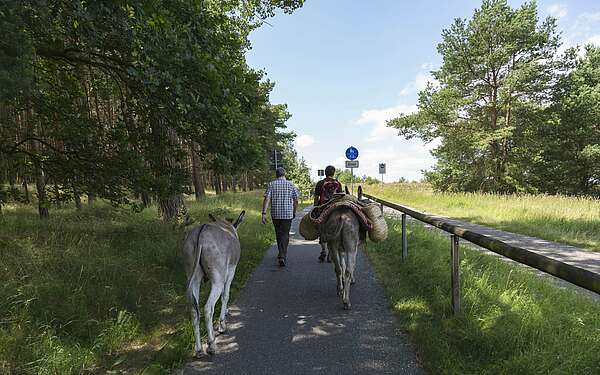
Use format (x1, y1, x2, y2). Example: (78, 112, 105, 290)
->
(272, 219, 292, 260)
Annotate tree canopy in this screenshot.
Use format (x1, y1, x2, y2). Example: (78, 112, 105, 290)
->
(388, 0, 599, 196)
(0, 0, 304, 218)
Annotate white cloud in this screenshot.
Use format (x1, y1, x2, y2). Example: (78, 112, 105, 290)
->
(352, 104, 439, 180)
(585, 34, 600, 46)
(415, 72, 433, 91)
(563, 11, 600, 48)
(397, 65, 437, 97)
(398, 86, 411, 97)
(331, 140, 439, 182)
(355, 104, 417, 142)
(547, 4, 567, 19)
(296, 134, 315, 148)
(346, 62, 443, 181)
(573, 11, 600, 32)
(553, 10, 600, 55)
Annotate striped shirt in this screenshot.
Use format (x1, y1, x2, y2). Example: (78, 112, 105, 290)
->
(264, 177, 299, 219)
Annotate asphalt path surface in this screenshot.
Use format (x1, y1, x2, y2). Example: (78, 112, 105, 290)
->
(181, 207, 423, 374)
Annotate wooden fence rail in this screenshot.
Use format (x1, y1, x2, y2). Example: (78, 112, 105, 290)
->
(357, 186, 600, 314)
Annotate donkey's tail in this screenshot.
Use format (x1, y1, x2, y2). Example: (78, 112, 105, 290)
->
(321, 214, 344, 243)
(186, 225, 206, 319)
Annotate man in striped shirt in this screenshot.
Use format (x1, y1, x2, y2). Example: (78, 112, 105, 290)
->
(262, 167, 299, 267)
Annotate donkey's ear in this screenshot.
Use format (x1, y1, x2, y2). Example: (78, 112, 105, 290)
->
(208, 213, 217, 222)
(345, 185, 350, 194)
(233, 210, 246, 228)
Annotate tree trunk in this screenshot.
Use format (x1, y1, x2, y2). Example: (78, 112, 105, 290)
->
(53, 184, 61, 208)
(191, 149, 205, 200)
(242, 173, 249, 192)
(141, 192, 151, 207)
(222, 175, 228, 192)
(232, 176, 237, 193)
(159, 194, 185, 222)
(23, 177, 30, 203)
(36, 170, 49, 219)
(73, 184, 82, 210)
(157, 127, 187, 222)
(74, 194, 82, 210)
(214, 174, 222, 194)
(88, 193, 96, 206)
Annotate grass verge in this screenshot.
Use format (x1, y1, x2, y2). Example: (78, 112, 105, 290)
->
(0, 191, 273, 374)
(366, 218, 600, 374)
(365, 183, 600, 251)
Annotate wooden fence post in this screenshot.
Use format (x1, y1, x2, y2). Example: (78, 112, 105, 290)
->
(451, 234, 460, 315)
(402, 213, 408, 260)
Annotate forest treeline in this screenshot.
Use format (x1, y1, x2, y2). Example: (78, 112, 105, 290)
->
(389, 0, 600, 196)
(0, 0, 307, 220)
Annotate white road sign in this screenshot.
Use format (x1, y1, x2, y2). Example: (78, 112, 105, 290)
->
(345, 160, 359, 168)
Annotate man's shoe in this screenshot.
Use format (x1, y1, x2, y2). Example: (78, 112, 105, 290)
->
(278, 258, 286, 267)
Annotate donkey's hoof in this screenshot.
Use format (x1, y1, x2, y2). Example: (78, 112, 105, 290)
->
(217, 322, 227, 334)
(207, 342, 216, 355)
(343, 302, 352, 310)
(194, 350, 205, 359)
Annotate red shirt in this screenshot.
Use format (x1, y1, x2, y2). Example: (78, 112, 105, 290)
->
(314, 177, 342, 205)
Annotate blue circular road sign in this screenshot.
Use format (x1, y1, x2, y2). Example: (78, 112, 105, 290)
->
(345, 146, 359, 160)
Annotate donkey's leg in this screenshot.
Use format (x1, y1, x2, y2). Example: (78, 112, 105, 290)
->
(187, 276, 203, 356)
(342, 236, 359, 287)
(218, 266, 237, 333)
(204, 279, 224, 355)
(341, 232, 359, 310)
(329, 241, 343, 296)
(338, 249, 350, 308)
(344, 245, 358, 309)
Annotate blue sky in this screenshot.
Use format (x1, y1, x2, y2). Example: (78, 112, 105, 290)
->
(247, 0, 600, 181)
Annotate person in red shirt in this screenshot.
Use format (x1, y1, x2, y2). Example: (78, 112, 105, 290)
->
(313, 165, 343, 262)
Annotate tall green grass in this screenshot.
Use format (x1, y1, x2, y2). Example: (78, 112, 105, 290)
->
(0, 192, 273, 374)
(366, 219, 600, 374)
(366, 183, 600, 251)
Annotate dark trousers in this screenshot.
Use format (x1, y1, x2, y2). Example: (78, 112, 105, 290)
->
(272, 219, 292, 260)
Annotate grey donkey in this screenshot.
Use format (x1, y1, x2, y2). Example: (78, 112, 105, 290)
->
(320, 207, 366, 310)
(183, 210, 245, 356)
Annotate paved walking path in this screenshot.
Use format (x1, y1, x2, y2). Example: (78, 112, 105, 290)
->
(383, 206, 600, 299)
(181, 207, 423, 374)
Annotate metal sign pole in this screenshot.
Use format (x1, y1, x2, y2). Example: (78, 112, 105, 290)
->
(351, 167, 354, 195)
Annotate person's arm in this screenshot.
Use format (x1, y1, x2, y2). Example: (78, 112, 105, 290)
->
(262, 183, 271, 224)
(292, 185, 299, 218)
(313, 181, 322, 206)
(293, 198, 298, 218)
